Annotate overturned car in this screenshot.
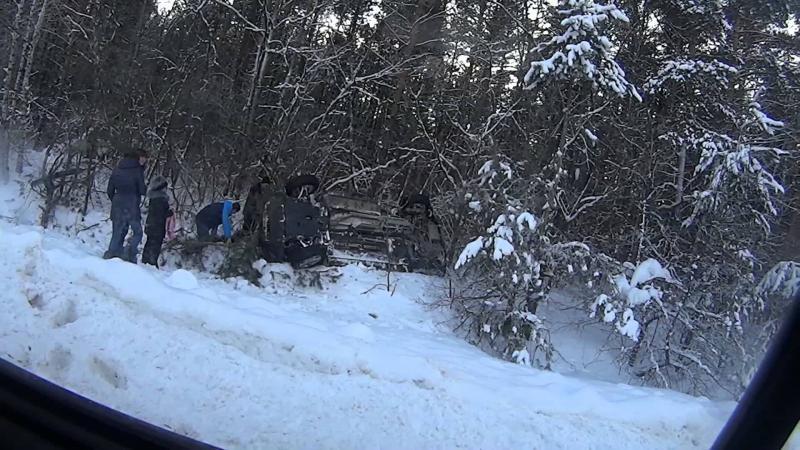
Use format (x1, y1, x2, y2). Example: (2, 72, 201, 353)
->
(259, 175, 446, 273)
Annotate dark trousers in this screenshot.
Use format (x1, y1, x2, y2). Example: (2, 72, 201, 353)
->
(142, 232, 165, 267)
(106, 206, 143, 262)
(195, 216, 218, 241)
(242, 209, 264, 238)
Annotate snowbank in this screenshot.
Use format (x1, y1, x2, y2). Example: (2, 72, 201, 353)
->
(0, 154, 733, 449)
(165, 269, 200, 290)
(0, 219, 732, 449)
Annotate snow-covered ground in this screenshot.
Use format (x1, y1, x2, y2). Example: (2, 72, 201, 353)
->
(0, 157, 734, 449)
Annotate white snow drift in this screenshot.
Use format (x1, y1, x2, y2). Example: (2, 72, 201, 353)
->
(0, 167, 734, 449)
(0, 219, 734, 449)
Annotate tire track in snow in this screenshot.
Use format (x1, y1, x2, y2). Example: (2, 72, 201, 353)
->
(75, 269, 445, 391)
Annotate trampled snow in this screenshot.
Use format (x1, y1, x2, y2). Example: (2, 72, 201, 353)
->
(0, 167, 733, 449)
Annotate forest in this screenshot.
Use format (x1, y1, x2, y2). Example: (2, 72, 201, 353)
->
(1, 0, 799, 398)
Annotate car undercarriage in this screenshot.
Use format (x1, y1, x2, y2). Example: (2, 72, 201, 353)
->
(260, 175, 446, 274)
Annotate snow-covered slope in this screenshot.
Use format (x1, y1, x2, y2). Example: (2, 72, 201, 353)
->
(0, 166, 732, 449)
(0, 224, 732, 449)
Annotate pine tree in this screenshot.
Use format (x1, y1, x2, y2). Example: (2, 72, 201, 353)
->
(523, 0, 640, 100)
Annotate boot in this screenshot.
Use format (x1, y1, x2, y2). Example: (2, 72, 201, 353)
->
(123, 247, 137, 264)
(141, 249, 159, 268)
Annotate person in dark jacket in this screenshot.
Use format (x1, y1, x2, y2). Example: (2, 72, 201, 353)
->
(104, 151, 147, 262)
(242, 176, 272, 237)
(196, 200, 241, 241)
(142, 175, 174, 267)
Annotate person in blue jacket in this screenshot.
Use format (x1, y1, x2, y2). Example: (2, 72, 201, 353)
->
(195, 200, 241, 241)
(103, 150, 147, 262)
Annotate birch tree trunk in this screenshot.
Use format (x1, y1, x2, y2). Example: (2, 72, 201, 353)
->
(20, 0, 48, 97)
(244, 26, 274, 137)
(1, 0, 28, 183)
(15, 0, 49, 174)
(0, 129, 9, 183)
(12, 0, 38, 106)
(1, 0, 26, 116)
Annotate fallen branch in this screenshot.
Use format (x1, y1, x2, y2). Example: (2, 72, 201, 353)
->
(30, 168, 85, 187)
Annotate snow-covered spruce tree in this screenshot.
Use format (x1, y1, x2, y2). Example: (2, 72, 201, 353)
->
(441, 0, 647, 371)
(450, 158, 607, 368)
(590, 0, 796, 396)
(450, 159, 551, 367)
(588, 258, 676, 342)
(521, 0, 641, 232)
(500, 0, 797, 397)
(523, 0, 640, 100)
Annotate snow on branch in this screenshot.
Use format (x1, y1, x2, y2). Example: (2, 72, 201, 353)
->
(456, 160, 537, 270)
(750, 102, 784, 135)
(669, 131, 786, 232)
(450, 159, 574, 369)
(523, 0, 640, 100)
(590, 259, 674, 342)
(757, 261, 800, 300)
(644, 58, 737, 93)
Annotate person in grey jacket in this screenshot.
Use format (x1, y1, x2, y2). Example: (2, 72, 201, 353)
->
(103, 150, 147, 262)
(142, 175, 173, 267)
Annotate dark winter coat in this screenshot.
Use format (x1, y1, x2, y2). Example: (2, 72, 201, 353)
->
(145, 176, 173, 237)
(242, 181, 271, 234)
(196, 201, 235, 239)
(107, 158, 146, 214)
(197, 202, 224, 227)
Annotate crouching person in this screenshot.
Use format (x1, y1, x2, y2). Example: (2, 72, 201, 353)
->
(142, 175, 173, 267)
(196, 200, 240, 242)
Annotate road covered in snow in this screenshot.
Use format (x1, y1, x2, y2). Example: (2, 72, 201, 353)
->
(0, 218, 733, 449)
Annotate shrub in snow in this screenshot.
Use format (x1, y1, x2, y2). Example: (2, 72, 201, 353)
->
(616, 25, 795, 397)
(583, 252, 764, 397)
(448, 159, 552, 368)
(217, 233, 264, 286)
(589, 223, 791, 397)
(448, 159, 604, 369)
(589, 258, 674, 342)
(595, 245, 794, 397)
(741, 261, 800, 370)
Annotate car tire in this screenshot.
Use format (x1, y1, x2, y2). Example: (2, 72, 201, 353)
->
(285, 174, 320, 197)
(400, 193, 431, 216)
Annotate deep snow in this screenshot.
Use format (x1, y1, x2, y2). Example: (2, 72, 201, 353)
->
(0, 155, 734, 449)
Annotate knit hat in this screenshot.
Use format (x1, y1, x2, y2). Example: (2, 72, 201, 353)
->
(147, 175, 169, 199)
